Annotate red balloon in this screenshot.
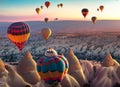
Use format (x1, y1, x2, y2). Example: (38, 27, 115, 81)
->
(45, 1, 50, 8)
(81, 8, 89, 18)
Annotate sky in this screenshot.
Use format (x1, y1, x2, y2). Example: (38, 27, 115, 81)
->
(0, 0, 120, 22)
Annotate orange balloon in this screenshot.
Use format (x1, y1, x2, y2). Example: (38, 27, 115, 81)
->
(36, 8, 40, 15)
(99, 5, 104, 12)
(7, 22, 30, 51)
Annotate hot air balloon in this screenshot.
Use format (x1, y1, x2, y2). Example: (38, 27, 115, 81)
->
(36, 8, 40, 15)
(60, 3, 63, 8)
(45, 1, 50, 8)
(99, 5, 104, 12)
(41, 28, 52, 40)
(40, 6, 44, 9)
(81, 8, 89, 18)
(97, 8, 99, 11)
(7, 22, 30, 51)
(54, 18, 58, 21)
(37, 48, 69, 86)
(57, 4, 60, 8)
(44, 18, 49, 23)
(91, 16, 97, 24)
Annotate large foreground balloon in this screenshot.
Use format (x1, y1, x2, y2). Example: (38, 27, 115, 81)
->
(91, 16, 97, 24)
(36, 8, 40, 15)
(37, 48, 69, 86)
(81, 8, 89, 18)
(7, 22, 30, 51)
(45, 1, 50, 8)
(99, 5, 104, 12)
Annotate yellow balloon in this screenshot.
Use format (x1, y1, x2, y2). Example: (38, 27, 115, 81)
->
(41, 28, 52, 40)
(36, 8, 40, 15)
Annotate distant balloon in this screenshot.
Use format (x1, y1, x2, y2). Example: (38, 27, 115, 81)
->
(7, 22, 30, 51)
(44, 18, 49, 23)
(54, 18, 58, 21)
(57, 4, 60, 8)
(36, 8, 40, 15)
(99, 5, 104, 12)
(81, 8, 89, 18)
(60, 3, 63, 7)
(97, 8, 99, 11)
(41, 28, 52, 40)
(40, 6, 44, 9)
(45, 1, 50, 8)
(91, 16, 97, 24)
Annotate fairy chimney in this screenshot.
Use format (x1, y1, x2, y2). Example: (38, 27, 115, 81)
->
(66, 48, 88, 87)
(17, 51, 40, 85)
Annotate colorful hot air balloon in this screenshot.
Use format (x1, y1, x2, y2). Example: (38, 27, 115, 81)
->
(99, 5, 104, 12)
(91, 16, 97, 24)
(7, 22, 30, 51)
(37, 48, 69, 86)
(81, 8, 89, 18)
(36, 8, 40, 15)
(41, 28, 52, 40)
(40, 6, 44, 9)
(60, 3, 63, 8)
(45, 1, 50, 8)
(44, 18, 49, 23)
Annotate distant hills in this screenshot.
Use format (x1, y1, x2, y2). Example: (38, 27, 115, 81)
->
(0, 20, 120, 36)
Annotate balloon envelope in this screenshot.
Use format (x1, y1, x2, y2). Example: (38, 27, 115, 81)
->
(40, 6, 44, 9)
(57, 4, 60, 8)
(81, 8, 89, 18)
(60, 3, 63, 7)
(97, 8, 99, 11)
(36, 8, 40, 14)
(44, 18, 49, 23)
(7, 22, 30, 51)
(54, 18, 58, 21)
(45, 1, 50, 8)
(99, 5, 104, 12)
(37, 49, 69, 86)
(41, 28, 52, 40)
(91, 16, 97, 24)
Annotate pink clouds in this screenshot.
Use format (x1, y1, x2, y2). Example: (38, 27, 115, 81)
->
(0, 14, 47, 22)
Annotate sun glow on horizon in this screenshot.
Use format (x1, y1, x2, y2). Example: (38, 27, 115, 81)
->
(0, 0, 120, 22)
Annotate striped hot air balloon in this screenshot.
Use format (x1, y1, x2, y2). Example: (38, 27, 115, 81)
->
(7, 22, 30, 51)
(37, 48, 69, 87)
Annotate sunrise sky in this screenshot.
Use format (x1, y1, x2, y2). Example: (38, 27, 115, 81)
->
(0, 0, 120, 22)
